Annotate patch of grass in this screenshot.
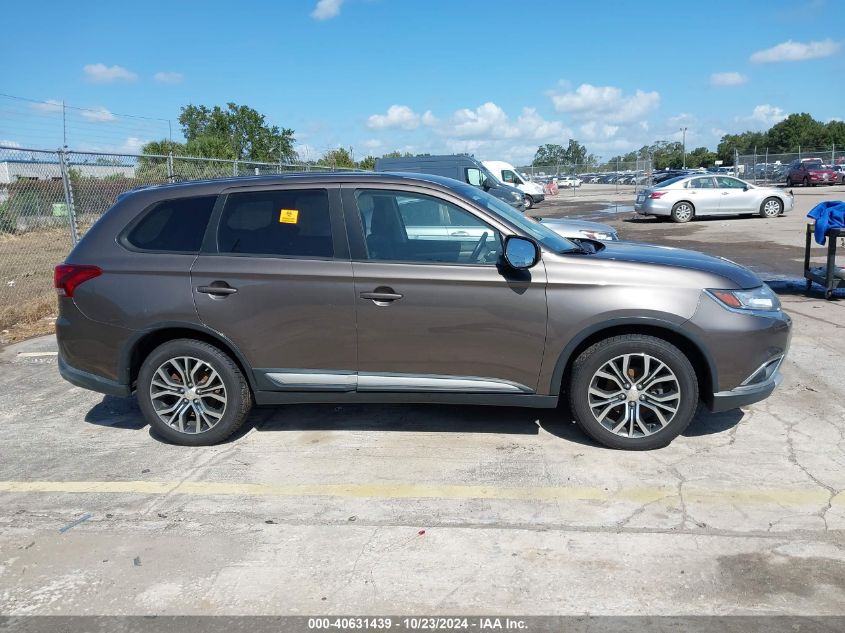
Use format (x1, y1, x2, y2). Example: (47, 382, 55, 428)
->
(0, 228, 71, 346)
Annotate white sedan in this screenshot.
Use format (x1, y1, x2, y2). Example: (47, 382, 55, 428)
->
(634, 174, 794, 223)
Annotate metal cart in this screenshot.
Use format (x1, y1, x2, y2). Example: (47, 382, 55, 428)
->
(803, 223, 843, 300)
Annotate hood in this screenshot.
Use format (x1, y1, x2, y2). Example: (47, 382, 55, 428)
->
(586, 240, 761, 287)
(540, 217, 614, 232)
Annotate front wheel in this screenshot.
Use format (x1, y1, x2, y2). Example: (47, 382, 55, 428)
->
(760, 197, 783, 218)
(137, 339, 253, 446)
(523, 195, 533, 210)
(670, 201, 694, 223)
(568, 334, 699, 450)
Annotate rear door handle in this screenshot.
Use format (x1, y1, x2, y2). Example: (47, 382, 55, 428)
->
(197, 284, 238, 296)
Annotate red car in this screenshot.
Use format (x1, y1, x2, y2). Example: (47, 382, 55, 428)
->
(786, 158, 838, 186)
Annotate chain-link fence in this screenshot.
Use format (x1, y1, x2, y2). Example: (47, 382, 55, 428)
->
(0, 145, 360, 337)
(736, 147, 845, 186)
(516, 158, 654, 193)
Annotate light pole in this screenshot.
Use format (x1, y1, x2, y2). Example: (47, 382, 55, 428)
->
(680, 127, 687, 169)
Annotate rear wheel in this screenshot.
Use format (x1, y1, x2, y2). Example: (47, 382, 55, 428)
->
(760, 197, 783, 218)
(670, 201, 694, 223)
(568, 334, 699, 450)
(137, 339, 252, 446)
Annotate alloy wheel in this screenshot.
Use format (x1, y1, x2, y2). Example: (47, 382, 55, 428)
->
(587, 353, 681, 438)
(149, 356, 227, 434)
(763, 199, 781, 217)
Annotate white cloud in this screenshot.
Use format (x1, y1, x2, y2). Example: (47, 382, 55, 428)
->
(0, 139, 21, 148)
(83, 63, 137, 83)
(153, 71, 184, 84)
(548, 83, 660, 124)
(311, 0, 344, 20)
(31, 99, 63, 113)
(748, 104, 787, 126)
(421, 110, 438, 126)
(120, 137, 147, 154)
(367, 105, 421, 130)
(80, 107, 115, 122)
(710, 71, 748, 86)
(750, 39, 840, 63)
(362, 138, 383, 150)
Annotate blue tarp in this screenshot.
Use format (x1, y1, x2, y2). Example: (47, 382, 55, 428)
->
(807, 200, 845, 245)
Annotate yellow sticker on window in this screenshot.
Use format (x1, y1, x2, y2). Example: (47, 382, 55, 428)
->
(279, 209, 299, 224)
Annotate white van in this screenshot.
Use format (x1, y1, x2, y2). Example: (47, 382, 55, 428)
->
(482, 160, 546, 210)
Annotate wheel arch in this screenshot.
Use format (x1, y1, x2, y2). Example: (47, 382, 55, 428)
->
(119, 322, 255, 393)
(549, 319, 717, 404)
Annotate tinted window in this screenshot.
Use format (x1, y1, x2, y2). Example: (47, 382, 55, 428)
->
(218, 189, 332, 257)
(465, 168, 484, 186)
(127, 195, 216, 252)
(716, 177, 747, 189)
(356, 190, 501, 265)
(445, 181, 578, 254)
(689, 177, 715, 189)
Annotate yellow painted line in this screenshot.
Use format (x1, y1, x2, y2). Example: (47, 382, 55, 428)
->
(16, 351, 58, 358)
(0, 480, 837, 507)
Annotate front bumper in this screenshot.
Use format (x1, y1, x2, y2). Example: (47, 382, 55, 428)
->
(531, 193, 546, 203)
(709, 364, 783, 413)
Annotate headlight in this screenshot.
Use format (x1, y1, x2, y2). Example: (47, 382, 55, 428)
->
(511, 191, 523, 201)
(580, 230, 616, 241)
(707, 285, 781, 312)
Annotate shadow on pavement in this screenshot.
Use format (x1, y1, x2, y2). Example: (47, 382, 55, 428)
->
(83, 395, 746, 449)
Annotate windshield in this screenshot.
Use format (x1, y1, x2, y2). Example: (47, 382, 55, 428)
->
(803, 160, 823, 169)
(450, 181, 578, 253)
(480, 166, 503, 186)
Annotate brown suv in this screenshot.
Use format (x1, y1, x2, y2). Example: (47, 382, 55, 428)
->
(55, 173, 791, 450)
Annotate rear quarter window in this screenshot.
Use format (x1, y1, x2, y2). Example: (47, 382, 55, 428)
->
(126, 195, 217, 252)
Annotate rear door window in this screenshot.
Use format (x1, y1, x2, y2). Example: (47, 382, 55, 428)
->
(126, 195, 216, 252)
(217, 189, 333, 258)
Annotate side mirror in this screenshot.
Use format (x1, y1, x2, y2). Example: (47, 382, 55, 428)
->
(503, 236, 540, 270)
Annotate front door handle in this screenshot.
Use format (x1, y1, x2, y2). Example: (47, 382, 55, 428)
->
(360, 286, 403, 305)
(197, 283, 238, 296)
(721, 191, 730, 195)
(360, 292, 403, 301)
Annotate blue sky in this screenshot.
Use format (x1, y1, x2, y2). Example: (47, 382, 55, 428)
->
(0, 0, 842, 163)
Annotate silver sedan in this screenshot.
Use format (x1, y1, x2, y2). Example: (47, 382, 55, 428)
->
(634, 174, 794, 223)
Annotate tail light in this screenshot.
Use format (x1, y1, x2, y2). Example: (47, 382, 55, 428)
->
(648, 191, 666, 199)
(54, 264, 102, 298)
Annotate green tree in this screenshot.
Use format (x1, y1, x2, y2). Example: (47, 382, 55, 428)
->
(140, 139, 186, 156)
(318, 147, 355, 168)
(358, 155, 377, 170)
(178, 103, 296, 162)
(533, 143, 567, 166)
(685, 146, 717, 169)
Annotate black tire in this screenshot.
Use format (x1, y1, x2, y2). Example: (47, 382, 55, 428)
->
(568, 334, 699, 450)
(802, 177, 809, 187)
(670, 201, 694, 223)
(759, 197, 783, 218)
(137, 338, 252, 446)
(786, 177, 793, 187)
(523, 195, 533, 211)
